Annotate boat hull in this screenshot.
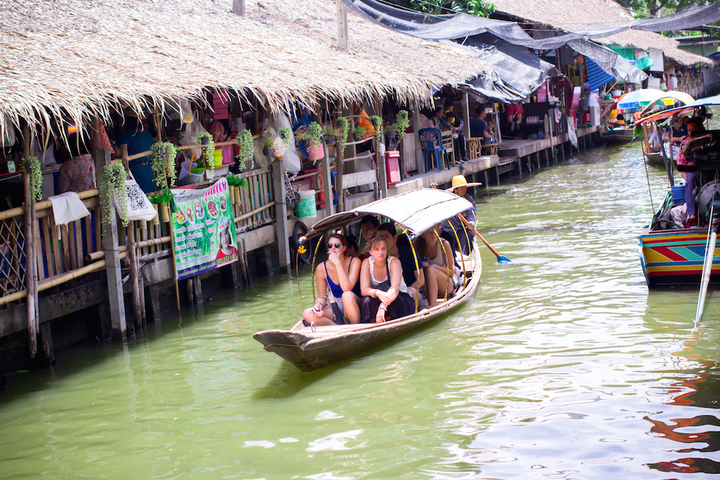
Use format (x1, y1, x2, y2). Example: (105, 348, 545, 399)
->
(604, 128, 635, 144)
(254, 245, 482, 371)
(639, 227, 720, 288)
(644, 151, 665, 166)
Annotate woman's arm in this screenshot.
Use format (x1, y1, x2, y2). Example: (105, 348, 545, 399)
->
(315, 264, 328, 309)
(360, 258, 373, 297)
(411, 267, 425, 291)
(384, 257, 402, 304)
(442, 240, 454, 275)
(334, 256, 357, 292)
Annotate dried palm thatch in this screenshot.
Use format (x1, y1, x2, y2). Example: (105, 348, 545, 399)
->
(492, 0, 711, 66)
(0, 0, 492, 134)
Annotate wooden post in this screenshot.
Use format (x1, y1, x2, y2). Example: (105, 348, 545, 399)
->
(321, 145, 334, 217)
(97, 147, 127, 339)
(412, 101, 425, 173)
(271, 157, 290, 273)
(23, 125, 39, 357)
(336, 0, 348, 51)
(127, 221, 143, 331)
(462, 93, 471, 143)
(336, 136, 345, 212)
(233, 0, 245, 15)
(377, 137, 388, 199)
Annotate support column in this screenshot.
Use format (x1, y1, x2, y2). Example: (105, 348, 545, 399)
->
(321, 146, 334, 217)
(22, 125, 39, 358)
(39, 321, 54, 366)
(127, 221, 143, 332)
(192, 276, 203, 304)
(97, 148, 127, 339)
(412, 101, 426, 174)
(271, 157, 290, 273)
(336, 0, 348, 51)
(148, 284, 162, 322)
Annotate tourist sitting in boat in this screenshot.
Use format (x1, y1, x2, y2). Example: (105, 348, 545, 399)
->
(446, 175, 477, 255)
(302, 233, 362, 326)
(414, 224, 459, 307)
(677, 117, 707, 227)
(360, 235, 416, 323)
(345, 234, 360, 258)
(374, 223, 425, 301)
(358, 215, 379, 257)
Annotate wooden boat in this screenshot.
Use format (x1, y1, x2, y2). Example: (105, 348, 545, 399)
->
(603, 126, 635, 144)
(636, 95, 720, 288)
(253, 188, 483, 371)
(644, 150, 665, 166)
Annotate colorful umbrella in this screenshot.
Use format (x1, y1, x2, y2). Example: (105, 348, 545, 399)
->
(637, 94, 720, 125)
(639, 91, 695, 117)
(616, 89, 666, 111)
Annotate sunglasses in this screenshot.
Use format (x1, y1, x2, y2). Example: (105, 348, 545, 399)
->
(327, 242, 342, 249)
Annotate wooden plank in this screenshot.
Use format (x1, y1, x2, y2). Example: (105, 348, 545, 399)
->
(342, 170, 377, 189)
(35, 218, 45, 281)
(60, 224, 72, 271)
(74, 220, 84, 268)
(94, 205, 101, 256)
(41, 216, 54, 277)
(84, 216, 92, 263)
(50, 215, 62, 275)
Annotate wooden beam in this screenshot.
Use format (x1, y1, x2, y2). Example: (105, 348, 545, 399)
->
(336, 0, 348, 51)
(271, 158, 290, 273)
(233, 0, 245, 15)
(23, 124, 39, 358)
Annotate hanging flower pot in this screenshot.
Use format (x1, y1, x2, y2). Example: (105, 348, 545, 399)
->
(325, 135, 336, 145)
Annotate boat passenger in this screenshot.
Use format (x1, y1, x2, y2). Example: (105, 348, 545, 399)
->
(374, 223, 425, 301)
(358, 215, 379, 255)
(345, 234, 360, 258)
(677, 117, 706, 227)
(302, 233, 362, 326)
(360, 235, 415, 323)
(415, 224, 459, 307)
(446, 175, 477, 256)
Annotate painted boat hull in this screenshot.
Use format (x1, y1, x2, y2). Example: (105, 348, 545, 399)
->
(644, 151, 665, 166)
(254, 245, 482, 371)
(639, 227, 720, 288)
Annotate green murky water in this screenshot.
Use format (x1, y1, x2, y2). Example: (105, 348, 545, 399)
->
(3, 144, 720, 479)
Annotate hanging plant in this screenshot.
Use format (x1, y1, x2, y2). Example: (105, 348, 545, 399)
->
(101, 163, 128, 230)
(387, 110, 410, 143)
(235, 129, 254, 170)
(352, 126, 367, 141)
(261, 134, 274, 157)
(22, 156, 42, 201)
(370, 115, 384, 139)
(279, 127, 292, 146)
(148, 188, 174, 205)
(295, 122, 323, 148)
(336, 117, 349, 146)
(149, 141, 177, 190)
(226, 174, 249, 189)
(193, 132, 215, 169)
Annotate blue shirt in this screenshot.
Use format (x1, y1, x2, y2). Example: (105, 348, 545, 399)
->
(470, 118, 488, 143)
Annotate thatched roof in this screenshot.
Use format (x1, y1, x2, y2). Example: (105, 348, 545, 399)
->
(492, 0, 711, 67)
(0, 0, 492, 131)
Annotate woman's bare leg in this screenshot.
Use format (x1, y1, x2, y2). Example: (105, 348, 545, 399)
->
(342, 292, 361, 324)
(302, 306, 335, 326)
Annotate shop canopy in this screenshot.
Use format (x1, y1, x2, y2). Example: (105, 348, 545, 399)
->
(344, 0, 647, 89)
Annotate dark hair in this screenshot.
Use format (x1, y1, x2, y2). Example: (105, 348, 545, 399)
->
(359, 215, 379, 228)
(66, 133, 90, 158)
(327, 232, 347, 247)
(475, 105, 486, 116)
(345, 233, 359, 252)
(688, 117, 705, 134)
(444, 99, 454, 109)
(412, 236, 428, 257)
(376, 223, 396, 237)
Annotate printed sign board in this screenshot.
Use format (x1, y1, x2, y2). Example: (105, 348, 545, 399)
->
(170, 178, 237, 280)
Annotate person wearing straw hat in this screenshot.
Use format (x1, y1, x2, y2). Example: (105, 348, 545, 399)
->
(445, 175, 479, 256)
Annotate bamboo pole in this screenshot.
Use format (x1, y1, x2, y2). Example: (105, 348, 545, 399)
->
(23, 124, 39, 358)
(127, 221, 143, 331)
(0, 189, 99, 222)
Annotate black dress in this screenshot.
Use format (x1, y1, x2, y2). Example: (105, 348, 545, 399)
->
(361, 258, 416, 323)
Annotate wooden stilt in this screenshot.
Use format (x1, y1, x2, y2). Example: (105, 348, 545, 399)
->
(23, 125, 39, 357)
(127, 221, 143, 331)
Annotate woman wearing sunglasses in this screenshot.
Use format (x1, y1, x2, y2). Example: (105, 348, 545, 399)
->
(302, 233, 362, 326)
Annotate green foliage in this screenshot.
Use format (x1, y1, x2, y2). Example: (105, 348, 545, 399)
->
(370, 115, 384, 140)
(190, 166, 205, 174)
(148, 188, 174, 205)
(101, 163, 128, 230)
(22, 156, 42, 201)
(296, 122, 324, 148)
(385, 0, 495, 16)
(336, 117, 350, 146)
(235, 129, 254, 170)
(352, 126, 367, 139)
(279, 127, 292, 145)
(226, 174, 249, 189)
(261, 134, 275, 149)
(149, 142, 177, 190)
(193, 132, 215, 168)
(386, 110, 410, 147)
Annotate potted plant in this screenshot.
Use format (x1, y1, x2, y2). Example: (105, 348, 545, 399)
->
(295, 122, 324, 162)
(323, 125, 341, 145)
(226, 174, 249, 206)
(352, 126, 367, 142)
(261, 134, 274, 156)
(279, 127, 292, 147)
(336, 117, 349, 146)
(235, 129, 254, 171)
(194, 132, 215, 180)
(149, 141, 177, 190)
(148, 189, 174, 223)
(385, 110, 410, 150)
(100, 163, 128, 232)
(22, 156, 42, 201)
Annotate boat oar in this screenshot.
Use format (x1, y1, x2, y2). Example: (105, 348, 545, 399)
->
(458, 214, 511, 264)
(695, 206, 719, 326)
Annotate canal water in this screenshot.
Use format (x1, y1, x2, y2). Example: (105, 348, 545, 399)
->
(3, 144, 720, 479)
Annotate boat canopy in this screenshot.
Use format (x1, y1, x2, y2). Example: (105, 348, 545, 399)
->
(639, 91, 695, 117)
(637, 94, 720, 124)
(305, 188, 474, 240)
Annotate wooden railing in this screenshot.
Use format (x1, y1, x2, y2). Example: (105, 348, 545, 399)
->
(0, 166, 277, 308)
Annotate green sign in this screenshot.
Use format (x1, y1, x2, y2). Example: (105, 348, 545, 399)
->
(170, 178, 237, 280)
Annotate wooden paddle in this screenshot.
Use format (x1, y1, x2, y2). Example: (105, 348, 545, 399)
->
(458, 214, 511, 264)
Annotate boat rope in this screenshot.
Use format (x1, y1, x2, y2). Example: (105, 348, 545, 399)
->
(448, 219, 468, 290)
(432, 227, 451, 303)
(309, 233, 324, 303)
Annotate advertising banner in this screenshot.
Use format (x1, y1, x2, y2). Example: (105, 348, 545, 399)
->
(170, 178, 237, 280)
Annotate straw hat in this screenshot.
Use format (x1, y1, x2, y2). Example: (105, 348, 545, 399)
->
(446, 175, 482, 192)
